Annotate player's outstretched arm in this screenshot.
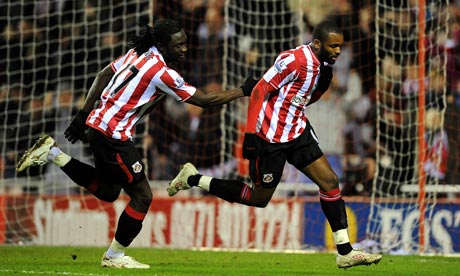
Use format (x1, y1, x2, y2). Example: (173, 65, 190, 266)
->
(187, 75, 259, 108)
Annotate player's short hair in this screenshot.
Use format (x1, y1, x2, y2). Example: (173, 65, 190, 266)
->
(312, 20, 342, 42)
(129, 19, 182, 54)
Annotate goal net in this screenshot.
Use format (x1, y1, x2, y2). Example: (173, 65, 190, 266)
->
(0, 0, 458, 254)
(367, 0, 460, 254)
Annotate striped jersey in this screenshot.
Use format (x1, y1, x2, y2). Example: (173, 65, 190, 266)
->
(253, 44, 322, 143)
(87, 46, 196, 141)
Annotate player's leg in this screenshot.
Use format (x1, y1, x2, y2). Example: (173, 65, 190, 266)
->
(167, 143, 285, 207)
(102, 177, 151, 269)
(60, 158, 122, 202)
(168, 162, 277, 207)
(16, 134, 121, 202)
(302, 157, 382, 268)
(292, 123, 382, 268)
(290, 123, 352, 253)
(302, 158, 381, 268)
(300, 156, 351, 252)
(94, 134, 151, 268)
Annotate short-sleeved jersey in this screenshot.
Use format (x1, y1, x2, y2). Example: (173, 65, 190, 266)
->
(255, 44, 322, 143)
(87, 46, 196, 141)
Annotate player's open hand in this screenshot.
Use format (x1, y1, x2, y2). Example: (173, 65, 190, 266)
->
(64, 110, 90, 144)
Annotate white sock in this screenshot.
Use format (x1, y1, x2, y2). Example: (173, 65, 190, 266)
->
(197, 175, 213, 191)
(105, 239, 125, 259)
(48, 146, 71, 167)
(333, 229, 350, 245)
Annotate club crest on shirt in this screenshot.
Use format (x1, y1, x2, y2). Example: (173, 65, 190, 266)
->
(274, 60, 286, 73)
(263, 173, 274, 183)
(174, 77, 185, 88)
(132, 161, 143, 173)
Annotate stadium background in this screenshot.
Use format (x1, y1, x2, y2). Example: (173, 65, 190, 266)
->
(0, 0, 459, 255)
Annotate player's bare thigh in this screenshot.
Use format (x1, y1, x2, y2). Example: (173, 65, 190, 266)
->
(300, 155, 339, 191)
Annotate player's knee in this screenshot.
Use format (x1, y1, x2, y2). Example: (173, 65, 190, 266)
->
(131, 188, 153, 213)
(243, 192, 272, 208)
(139, 191, 153, 210)
(104, 193, 120, 203)
(320, 173, 340, 192)
(253, 199, 270, 208)
(95, 183, 122, 202)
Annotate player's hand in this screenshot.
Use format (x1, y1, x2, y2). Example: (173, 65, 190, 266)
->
(240, 72, 260, 97)
(64, 109, 90, 144)
(242, 132, 259, 160)
(316, 65, 333, 92)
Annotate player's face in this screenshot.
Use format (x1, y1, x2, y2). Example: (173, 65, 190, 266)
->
(318, 32, 343, 65)
(164, 30, 188, 64)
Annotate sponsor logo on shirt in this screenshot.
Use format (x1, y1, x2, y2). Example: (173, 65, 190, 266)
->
(291, 95, 310, 107)
(174, 77, 185, 88)
(274, 60, 286, 73)
(132, 161, 143, 173)
(144, 50, 155, 60)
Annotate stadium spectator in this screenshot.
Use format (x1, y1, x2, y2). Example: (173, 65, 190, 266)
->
(15, 90, 56, 183)
(0, 83, 24, 179)
(15, 19, 258, 269)
(168, 19, 382, 269)
(424, 108, 449, 185)
(194, 6, 234, 86)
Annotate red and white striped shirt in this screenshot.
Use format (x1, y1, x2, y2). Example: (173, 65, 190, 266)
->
(248, 44, 322, 143)
(87, 46, 196, 141)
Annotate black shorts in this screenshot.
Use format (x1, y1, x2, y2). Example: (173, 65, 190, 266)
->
(249, 121, 323, 188)
(87, 128, 146, 185)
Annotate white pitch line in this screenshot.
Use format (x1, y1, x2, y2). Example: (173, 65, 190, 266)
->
(0, 269, 110, 276)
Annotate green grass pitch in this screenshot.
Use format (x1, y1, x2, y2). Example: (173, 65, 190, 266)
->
(0, 246, 459, 276)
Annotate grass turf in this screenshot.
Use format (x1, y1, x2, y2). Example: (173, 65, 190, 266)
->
(0, 246, 459, 276)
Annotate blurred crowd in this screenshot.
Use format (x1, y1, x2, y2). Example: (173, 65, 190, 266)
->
(0, 0, 459, 197)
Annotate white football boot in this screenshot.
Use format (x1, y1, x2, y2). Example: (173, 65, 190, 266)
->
(336, 249, 382, 268)
(16, 134, 55, 172)
(167, 162, 198, 196)
(101, 254, 150, 269)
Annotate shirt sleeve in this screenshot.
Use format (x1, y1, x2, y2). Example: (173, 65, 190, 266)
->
(263, 52, 297, 90)
(157, 67, 196, 102)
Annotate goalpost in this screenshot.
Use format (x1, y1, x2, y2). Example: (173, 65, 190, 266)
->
(0, 0, 458, 253)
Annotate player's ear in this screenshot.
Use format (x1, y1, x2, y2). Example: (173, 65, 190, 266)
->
(312, 39, 321, 51)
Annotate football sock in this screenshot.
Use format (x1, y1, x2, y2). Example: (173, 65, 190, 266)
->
(105, 239, 125, 259)
(49, 146, 71, 167)
(114, 208, 144, 247)
(319, 188, 348, 231)
(319, 188, 353, 255)
(188, 174, 201, 186)
(188, 175, 244, 201)
(209, 179, 246, 203)
(60, 158, 97, 188)
(333, 229, 350, 244)
(333, 229, 353, 255)
(194, 175, 212, 191)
